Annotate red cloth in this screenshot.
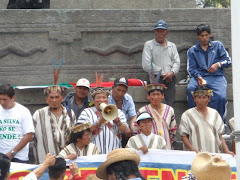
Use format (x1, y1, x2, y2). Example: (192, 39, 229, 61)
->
(72, 174, 81, 180)
(69, 79, 147, 87)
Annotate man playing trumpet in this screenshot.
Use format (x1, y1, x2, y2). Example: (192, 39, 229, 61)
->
(78, 87, 129, 154)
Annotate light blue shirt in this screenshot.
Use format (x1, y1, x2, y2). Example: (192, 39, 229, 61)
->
(108, 93, 136, 123)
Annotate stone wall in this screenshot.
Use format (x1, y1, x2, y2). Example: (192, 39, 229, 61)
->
(0, 0, 195, 9)
(0, 9, 232, 85)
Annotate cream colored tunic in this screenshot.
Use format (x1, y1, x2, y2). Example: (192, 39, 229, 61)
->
(33, 106, 76, 163)
(126, 133, 166, 150)
(58, 143, 100, 158)
(179, 107, 224, 153)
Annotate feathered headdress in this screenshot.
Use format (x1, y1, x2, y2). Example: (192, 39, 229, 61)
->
(144, 70, 166, 92)
(44, 58, 64, 96)
(90, 73, 111, 98)
(51, 58, 64, 85)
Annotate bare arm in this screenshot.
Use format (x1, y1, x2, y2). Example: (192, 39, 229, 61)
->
(69, 162, 80, 179)
(113, 117, 129, 133)
(7, 132, 33, 160)
(181, 135, 198, 153)
(32, 153, 56, 179)
(129, 115, 137, 132)
(221, 135, 234, 156)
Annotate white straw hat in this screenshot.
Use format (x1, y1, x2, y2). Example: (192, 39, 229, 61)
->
(190, 152, 231, 180)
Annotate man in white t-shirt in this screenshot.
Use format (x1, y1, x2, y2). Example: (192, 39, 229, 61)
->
(0, 84, 35, 163)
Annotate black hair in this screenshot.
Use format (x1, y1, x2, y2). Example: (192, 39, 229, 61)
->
(196, 24, 211, 35)
(71, 128, 91, 143)
(0, 84, 15, 98)
(137, 120, 141, 125)
(44, 86, 64, 97)
(106, 160, 146, 180)
(147, 89, 164, 96)
(0, 153, 11, 180)
(48, 157, 66, 179)
(194, 85, 209, 92)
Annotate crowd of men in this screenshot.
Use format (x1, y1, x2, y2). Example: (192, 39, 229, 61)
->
(0, 19, 234, 180)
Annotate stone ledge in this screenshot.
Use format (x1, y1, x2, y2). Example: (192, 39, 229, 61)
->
(14, 84, 233, 105)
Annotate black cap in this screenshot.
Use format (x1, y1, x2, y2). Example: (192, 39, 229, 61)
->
(114, 77, 128, 87)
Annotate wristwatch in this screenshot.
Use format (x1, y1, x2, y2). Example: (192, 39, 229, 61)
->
(11, 150, 16, 157)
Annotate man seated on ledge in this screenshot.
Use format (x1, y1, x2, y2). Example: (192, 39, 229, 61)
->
(186, 24, 231, 122)
(142, 19, 180, 107)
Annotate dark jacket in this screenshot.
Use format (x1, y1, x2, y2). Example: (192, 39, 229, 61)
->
(187, 40, 231, 79)
(63, 92, 90, 119)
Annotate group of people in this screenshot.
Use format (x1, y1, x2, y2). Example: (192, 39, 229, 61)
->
(0, 19, 233, 180)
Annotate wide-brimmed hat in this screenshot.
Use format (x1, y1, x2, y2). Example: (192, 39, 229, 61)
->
(182, 152, 231, 180)
(96, 148, 140, 179)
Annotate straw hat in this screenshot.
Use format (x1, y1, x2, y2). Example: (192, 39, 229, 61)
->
(190, 152, 231, 180)
(71, 122, 90, 134)
(96, 148, 140, 179)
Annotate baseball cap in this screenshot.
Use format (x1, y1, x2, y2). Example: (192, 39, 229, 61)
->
(136, 112, 153, 122)
(114, 77, 128, 88)
(154, 20, 168, 30)
(76, 78, 90, 88)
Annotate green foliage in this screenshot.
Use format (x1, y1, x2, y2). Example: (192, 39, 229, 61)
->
(196, 0, 230, 8)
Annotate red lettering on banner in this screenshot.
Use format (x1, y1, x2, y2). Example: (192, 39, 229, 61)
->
(161, 168, 176, 180)
(231, 172, 237, 180)
(9, 167, 237, 180)
(139, 168, 159, 179)
(176, 170, 188, 180)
